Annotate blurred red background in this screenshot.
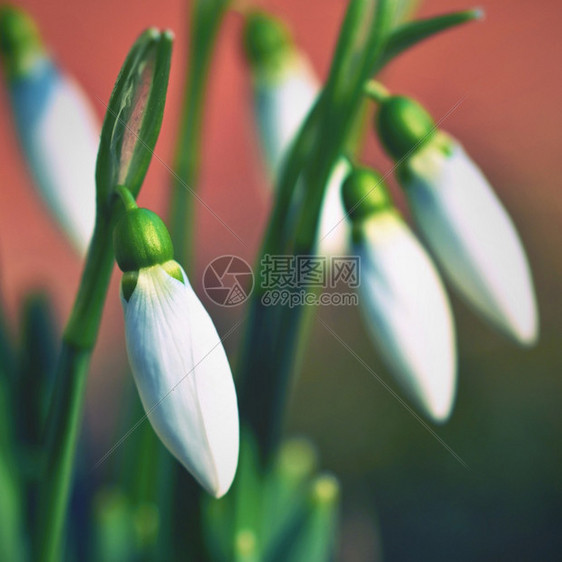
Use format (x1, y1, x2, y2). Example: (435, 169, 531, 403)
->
(1, 1, 561, 559)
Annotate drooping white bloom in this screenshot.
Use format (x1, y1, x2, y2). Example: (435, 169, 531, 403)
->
(252, 55, 350, 255)
(399, 139, 538, 346)
(254, 54, 319, 175)
(6, 55, 98, 254)
(357, 211, 457, 422)
(243, 12, 350, 255)
(122, 263, 239, 497)
(375, 94, 538, 346)
(1, 7, 98, 254)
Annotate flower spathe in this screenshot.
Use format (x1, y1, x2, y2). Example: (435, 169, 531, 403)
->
(114, 203, 239, 498)
(398, 137, 539, 346)
(357, 211, 457, 422)
(0, 7, 98, 255)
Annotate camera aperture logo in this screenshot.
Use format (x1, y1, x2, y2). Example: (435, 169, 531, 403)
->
(203, 256, 254, 307)
(203, 254, 360, 308)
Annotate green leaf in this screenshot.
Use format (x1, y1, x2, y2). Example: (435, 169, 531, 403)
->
(0, 294, 15, 378)
(17, 293, 59, 450)
(202, 430, 263, 561)
(93, 488, 137, 562)
(0, 447, 25, 562)
(262, 438, 318, 556)
(233, 431, 263, 551)
(284, 474, 340, 562)
(95, 28, 173, 210)
(0, 344, 24, 562)
(381, 8, 483, 67)
(391, 0, 421, 26)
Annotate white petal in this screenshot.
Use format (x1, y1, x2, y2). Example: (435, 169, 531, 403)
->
(254, 55, 319, 175)
(403, 142, 538, 345)
(253, 57, 351, 256)
(358, 212, 457, 422)
(316, 158, 352, 257)
(122, 264, 239, 497)
(11, 60, 98, 255)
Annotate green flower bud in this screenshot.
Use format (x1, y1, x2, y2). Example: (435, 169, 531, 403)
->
(311, 473, 340, 506)
(114, 208, 175, 273)
(113, 188, 183, 300)
(234, 529, 258, 559)
(376, 95, 437, 161)
(243, 11, 292, 71)
(113, 207, 184, 301)
(0, 5, 44, 79)
(277, 437, 318, 483)
(342, 167, 393, 222)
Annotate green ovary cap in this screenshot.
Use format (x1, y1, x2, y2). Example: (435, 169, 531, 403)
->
(113, 208, 175, 273)
(0, 5, 44, 79)
(243, 11, 292, 69)
(342, 167, 393, 222)
(376, 96, 436, 161)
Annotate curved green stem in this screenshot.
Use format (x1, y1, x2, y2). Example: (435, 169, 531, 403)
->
(116, 185, 138, 212)
(364, 80, 390, 103)
(36, 216, 117, 562)
(63, 218, 118, 350)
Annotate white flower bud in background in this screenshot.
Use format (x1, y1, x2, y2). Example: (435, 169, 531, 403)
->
(114, 197, 239, 497)
(376, 95, 538, 346)
(316, 158, 352, 256)
(253, 53, 317, 176)
(343, 169, 457, 423)
(242, 11, 349, 256)
(0, 6, 98, 255)
(242, 11, 317, 175)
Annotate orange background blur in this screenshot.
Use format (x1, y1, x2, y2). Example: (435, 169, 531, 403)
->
(1, 1, 561, 559)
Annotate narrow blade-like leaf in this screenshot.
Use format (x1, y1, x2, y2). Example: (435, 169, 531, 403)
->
(381, 9, 483, 67)
(95, 28, 173, 209)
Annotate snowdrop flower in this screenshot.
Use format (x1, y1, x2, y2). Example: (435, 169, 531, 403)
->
(113, 193, 239, 497)
(243, 11, 318, 175)
(343, 168, 457, 422)
(0, 6, 98, 254)
(375, 95, 538, 345)
(243, 11, 349, 255)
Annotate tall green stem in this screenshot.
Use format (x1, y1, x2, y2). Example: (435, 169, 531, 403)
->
(170, 0, 231, 269)
(36, 217, 117, 562)
(0, 288, 16, 377)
